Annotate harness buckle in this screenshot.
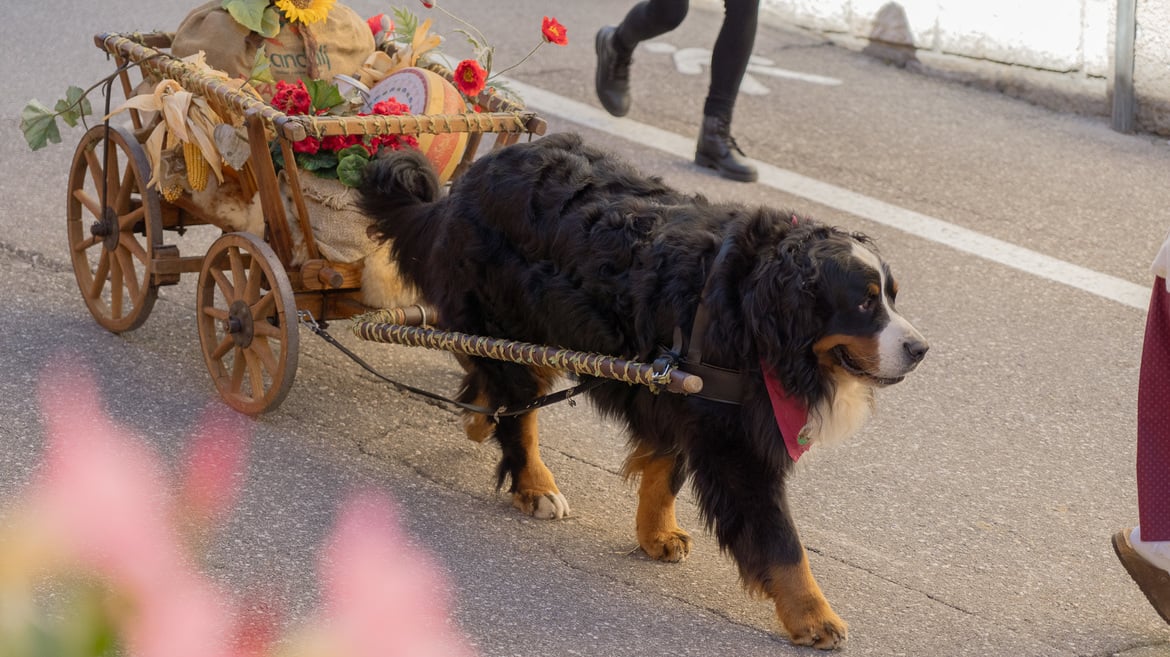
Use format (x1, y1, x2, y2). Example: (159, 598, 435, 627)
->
(297, 309, 320, 332)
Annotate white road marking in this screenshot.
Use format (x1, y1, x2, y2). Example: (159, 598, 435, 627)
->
(643, 42, 843, 95)
(503, 79, 1151, 311)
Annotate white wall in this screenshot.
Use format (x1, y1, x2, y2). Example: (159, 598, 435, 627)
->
(758, 0, 1170, 135)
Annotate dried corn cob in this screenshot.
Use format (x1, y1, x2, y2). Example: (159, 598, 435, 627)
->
(162, 184, 184, 202)
(183, 141, 210, 192)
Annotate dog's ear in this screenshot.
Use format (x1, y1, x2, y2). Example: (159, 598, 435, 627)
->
(743, 233, 822, 395)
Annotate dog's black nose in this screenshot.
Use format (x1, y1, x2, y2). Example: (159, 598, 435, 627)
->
(904, 339, 929, 363)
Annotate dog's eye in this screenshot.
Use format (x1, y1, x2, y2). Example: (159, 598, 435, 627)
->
(858, 291, 878, 313)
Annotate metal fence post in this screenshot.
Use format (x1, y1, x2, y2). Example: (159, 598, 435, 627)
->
(1113, 0, 1136, 133)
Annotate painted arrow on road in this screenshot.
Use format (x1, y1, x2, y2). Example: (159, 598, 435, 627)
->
(642, 42, 842, 95)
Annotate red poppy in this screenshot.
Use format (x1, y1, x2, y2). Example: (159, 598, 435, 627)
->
(420, 0, 434, 7)
(453, 59, 487, 97)
(541, 17, 567, 46)
(367, 13, 393, 37)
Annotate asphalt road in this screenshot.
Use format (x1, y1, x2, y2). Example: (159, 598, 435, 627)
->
(2, 1, 1170, 656)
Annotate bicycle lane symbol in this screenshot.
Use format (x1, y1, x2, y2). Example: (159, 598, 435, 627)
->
(641, 42, 842, 95)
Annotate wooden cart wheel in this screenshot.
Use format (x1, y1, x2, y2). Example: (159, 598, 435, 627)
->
(66, 123, 163, 333)
(197, 232, 299, 414)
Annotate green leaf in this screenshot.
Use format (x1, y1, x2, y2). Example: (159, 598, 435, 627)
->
(295, 150, 338, 172)
(303, 79, 346, 114)
(248, 45, 275, 85)
(222, 0, 280, 37)
(258, 5, 281, 38)
(392, 7, 419, 44)
(337, 152, 369, 187)
(337, 144, 370, 161)
(20, 99, 61, 151)
(54, 86, 93, 128)
(269, 139, 286, 171)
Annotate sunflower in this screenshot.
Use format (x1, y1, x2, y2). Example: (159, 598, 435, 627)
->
(274, 0, 336, 25)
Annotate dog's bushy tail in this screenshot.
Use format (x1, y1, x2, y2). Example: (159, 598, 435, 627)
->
(358, 148, 441, 243)
(358, 149, 443, 292)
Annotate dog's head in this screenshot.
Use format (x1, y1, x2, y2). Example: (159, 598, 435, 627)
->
(746, 220, 928, 394)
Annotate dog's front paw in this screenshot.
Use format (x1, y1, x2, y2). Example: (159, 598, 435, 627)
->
(640, 528, 692, 562)
(512, 490, 570, 519)
(780, 606, 848, 650)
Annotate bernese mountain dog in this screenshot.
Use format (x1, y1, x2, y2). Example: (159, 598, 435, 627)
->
(359, 133, 928, 649)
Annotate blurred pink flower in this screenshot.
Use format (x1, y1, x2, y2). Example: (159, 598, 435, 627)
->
(320, 490, 478, 657)
(8, 358, 477, 657)
(31, 358, 237, 657)
(178, 406, 249, 530)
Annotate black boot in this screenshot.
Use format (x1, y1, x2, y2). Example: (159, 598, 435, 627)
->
(595, 26, 632, 117)
(695, 115, 758, 183)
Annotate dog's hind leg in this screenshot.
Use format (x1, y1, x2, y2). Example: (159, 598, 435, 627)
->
(472, 361, 569, 519)
(624, 445, 691, 562)
(498, 409, 570, 519)
(455, 355, 494, 443)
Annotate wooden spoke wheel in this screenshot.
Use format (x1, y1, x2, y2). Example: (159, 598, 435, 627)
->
(197, 232, 299, 415)
(66, 124, 163, 333)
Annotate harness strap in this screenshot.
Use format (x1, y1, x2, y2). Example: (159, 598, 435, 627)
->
(300, 314, 604, 421)
(673, 237, 745, 405)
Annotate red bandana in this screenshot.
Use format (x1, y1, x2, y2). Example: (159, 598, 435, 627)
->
(761, 359, 811, 462)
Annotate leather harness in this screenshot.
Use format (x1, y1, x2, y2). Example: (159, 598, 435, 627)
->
(663, 238, 746, 405)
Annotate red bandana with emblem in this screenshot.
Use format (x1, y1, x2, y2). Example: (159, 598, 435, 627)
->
(761, 359, 812, 462)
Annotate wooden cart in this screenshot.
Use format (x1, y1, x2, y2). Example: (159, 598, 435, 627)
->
(67, 32, 546, 414)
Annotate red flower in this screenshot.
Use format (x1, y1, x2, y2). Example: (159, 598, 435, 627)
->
(292, 135, 320, 154)
(541, 17, 567, 46)
(321, 134, 359, 152)
(453, 59, 487, 97)
(420, 0, 434, 7)
(272, 80, 311, 115)
(372, 98, 411, 116)
(367, 13, 393, 38)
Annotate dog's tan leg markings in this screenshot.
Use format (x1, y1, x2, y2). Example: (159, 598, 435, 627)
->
(766, 554, 848, 649)
(455, 356, 494, 443)
(461, 391, 494, 443)
(510, 411, 570, 520)
(626, 449, 691, 562)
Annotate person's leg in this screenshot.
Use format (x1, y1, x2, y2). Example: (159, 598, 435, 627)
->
(702, 0, 758, 122)
(695, 0, 760, 182)
(615, 0, 689, 50)
(596, 0, 689, 117)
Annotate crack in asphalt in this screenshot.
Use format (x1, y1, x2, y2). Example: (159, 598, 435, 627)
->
(0, 241, 70, 273)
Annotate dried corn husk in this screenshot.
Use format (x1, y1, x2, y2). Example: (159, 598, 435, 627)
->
(106, 54, 235, 193)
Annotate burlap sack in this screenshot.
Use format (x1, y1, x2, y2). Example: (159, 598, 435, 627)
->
(279, 171, 376, 264)
(172, 1, 375, 97)
(279, 172, 420, 308)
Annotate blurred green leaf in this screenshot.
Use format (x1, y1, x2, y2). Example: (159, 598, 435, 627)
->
(248, 46, 275, 86)
(304, 79, 346, 114)
(337, 152, 369, 187)
(20, 100, 61, 151)
(296, 151, 338, 172)
(223, 0, 280, 38)
(54, 86, 93, 128)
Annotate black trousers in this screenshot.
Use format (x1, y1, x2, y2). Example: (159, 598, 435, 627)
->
(615, 0, 760, 122)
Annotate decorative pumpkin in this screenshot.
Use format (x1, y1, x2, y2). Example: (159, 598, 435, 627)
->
(362, 67, 469, 184)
